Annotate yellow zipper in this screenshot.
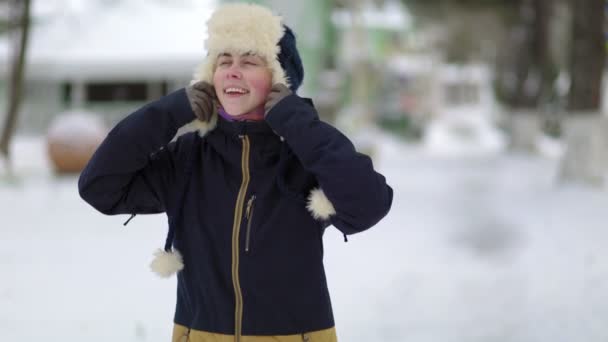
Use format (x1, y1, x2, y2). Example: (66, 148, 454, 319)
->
(231, 135, 250, 342)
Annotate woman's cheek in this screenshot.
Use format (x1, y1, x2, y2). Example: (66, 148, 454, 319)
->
(250, 78, 272, 98)
(212, 70, 228, 107)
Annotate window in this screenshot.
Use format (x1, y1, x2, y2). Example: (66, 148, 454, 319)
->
(62, 83, 72, 104)
(444, 83, 480, 106)
(86, 82, 148, 102)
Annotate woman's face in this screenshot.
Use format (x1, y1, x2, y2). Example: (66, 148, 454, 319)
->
(213, 52, 273, 116)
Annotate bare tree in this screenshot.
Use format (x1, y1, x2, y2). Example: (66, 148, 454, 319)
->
(0, 0, 31, 173)
(567, 0, 605, 111)
(509, 0, 555, 108)
(560, 0, 607, 185)
(491, 0, 559, 151)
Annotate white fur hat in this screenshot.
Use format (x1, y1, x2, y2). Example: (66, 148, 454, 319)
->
(192, 3, 291, 88)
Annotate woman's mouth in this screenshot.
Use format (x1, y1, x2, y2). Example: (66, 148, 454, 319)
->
(224, 87, 250, 97)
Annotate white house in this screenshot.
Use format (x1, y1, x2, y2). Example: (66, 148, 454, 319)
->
(0, 0, 217, 134)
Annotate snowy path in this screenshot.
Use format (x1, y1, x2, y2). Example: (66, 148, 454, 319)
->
(2, 136, 608, 342)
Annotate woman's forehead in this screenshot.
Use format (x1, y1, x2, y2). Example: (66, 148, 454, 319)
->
(217, 51, 262, 59)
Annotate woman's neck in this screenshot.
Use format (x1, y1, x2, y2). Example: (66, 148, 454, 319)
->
(218, 106, 265, 122)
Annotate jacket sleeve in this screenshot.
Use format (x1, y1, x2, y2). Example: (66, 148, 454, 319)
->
(265, 94, 393, 235)
(78, 88, 197, 216)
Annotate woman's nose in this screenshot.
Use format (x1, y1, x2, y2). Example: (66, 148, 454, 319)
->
(226, 66, 242, 79)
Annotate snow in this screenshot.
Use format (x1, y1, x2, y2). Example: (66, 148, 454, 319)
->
(332, 0, 411, 30)
(423, 113, 507, 157)
(386, 55, 438, 75)
(535, 134, 565, 159)
(3, 134, 608, 341)
(439, 64, 492, 84)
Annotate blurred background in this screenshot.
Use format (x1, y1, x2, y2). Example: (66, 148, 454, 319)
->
(2, 0, 608, 341)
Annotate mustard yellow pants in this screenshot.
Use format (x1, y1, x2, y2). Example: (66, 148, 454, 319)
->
(172, 324, 338, 342)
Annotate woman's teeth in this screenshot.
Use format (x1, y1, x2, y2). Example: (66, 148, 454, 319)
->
(225, 87, 249, 94)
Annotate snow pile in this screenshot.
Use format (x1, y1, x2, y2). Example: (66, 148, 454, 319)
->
(424, 113, 507, 157)
(534, 134, 565, 159)
(47, 110, 107, 149)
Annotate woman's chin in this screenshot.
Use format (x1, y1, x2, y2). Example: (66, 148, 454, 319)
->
(222, 106, 249, 116)
(222, 105, 265, 117)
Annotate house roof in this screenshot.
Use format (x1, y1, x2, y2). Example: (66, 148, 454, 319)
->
(0, 0, 217, 81)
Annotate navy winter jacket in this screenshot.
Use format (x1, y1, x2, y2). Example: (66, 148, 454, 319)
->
(78, 88, 393, 337)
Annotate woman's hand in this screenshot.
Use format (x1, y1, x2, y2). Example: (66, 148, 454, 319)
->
(186, 81, 217, 122)
(264, 83, 292, 116)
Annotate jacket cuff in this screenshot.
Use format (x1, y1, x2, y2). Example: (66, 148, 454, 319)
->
(265, 94, 317, 138)
(163, 88, 198, 130)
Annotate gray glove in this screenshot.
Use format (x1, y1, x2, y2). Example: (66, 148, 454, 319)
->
(264, 83, 292, 116)
(186, 81, 217, 122)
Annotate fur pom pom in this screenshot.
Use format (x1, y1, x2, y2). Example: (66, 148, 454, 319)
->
(307, 188, 337, 220)
(150, 249, 184, 278)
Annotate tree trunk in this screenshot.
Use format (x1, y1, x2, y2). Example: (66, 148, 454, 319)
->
(560, 114, 608, 185)
(567, 0, 605, 111)
(500, 0, 555, 151)
(497, 0, 555, 108)
(560, 0, 607, 186)
(0, 0, 31, 173)
(507, 109, 542, 151)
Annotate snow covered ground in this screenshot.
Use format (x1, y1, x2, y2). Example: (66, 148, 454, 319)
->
(2, 134, 608, 341)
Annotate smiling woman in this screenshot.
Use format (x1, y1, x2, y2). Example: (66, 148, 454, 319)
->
(78, 3, 392, 342)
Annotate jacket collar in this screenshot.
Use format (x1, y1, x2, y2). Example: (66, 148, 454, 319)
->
(216, 115, 276, 138)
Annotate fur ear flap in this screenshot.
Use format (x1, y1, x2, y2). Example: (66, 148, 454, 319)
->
(150, 249, 184, 278)
(307, 188, 337, 220)
(172, 114, 218, 142)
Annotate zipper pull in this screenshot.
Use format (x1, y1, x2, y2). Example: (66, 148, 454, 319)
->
(244, 195, 257, 254)
(245, 195, 256, 220)
(123, 213, 136, 226)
